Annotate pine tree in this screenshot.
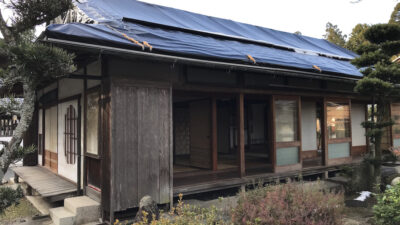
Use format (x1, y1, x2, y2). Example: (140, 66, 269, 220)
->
(389, 3, 400, 24)
(346, 23, 370, 52)
(352, 23, 400, 190)
(0, 0, 75, 178)
(323, 22, 347, 48)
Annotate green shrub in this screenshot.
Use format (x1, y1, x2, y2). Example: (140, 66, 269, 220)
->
(0, 186, 24, 214)
(373, 184, 400, 225)
(232, 182, 344, 225)
(115, 194, 229, 225)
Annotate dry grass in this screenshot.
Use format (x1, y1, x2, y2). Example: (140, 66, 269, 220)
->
(0, 197, 39, 224)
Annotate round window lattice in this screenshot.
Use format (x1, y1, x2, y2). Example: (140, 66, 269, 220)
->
(64, 105, 77, 164)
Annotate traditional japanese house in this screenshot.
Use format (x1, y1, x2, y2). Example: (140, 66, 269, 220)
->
(16, 0, 398, 222)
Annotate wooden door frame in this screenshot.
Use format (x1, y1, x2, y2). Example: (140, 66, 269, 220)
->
(324, 98, 352, 166)
(83, 84, 102, 197)
(272, 95, 302, 173)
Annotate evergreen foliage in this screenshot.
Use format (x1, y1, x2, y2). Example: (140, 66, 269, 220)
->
(389, 3, 400, 25)
(346, 24, 370, 52)
(323, 22, 347, 48)
(0, 186, 23, 214)
(0, 0, 75, 175)
(351, 22, 400, 190)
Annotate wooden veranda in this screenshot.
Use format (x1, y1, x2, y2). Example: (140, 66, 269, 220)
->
(12, 166, 77, 202)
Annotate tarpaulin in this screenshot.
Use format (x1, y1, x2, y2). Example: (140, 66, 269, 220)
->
(45, 0, 362, 77)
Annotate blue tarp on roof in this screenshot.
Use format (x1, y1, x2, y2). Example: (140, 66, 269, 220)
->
(45, 0, 362, 77)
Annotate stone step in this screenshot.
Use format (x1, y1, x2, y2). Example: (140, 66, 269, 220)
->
(326, 176, 351, 185)
(49, 207, 75, 225)
(64, 196, 101, 225)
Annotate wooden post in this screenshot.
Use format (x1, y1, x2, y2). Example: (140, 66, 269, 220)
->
(77, 97, 82, 196)
(297, 97, 302, 166)
(237, 93, 245, 177)
(323, 98, 329, 166)
(271, 96, 277, 172)
(211, 97, 218, 171)
(349, 99, 352, 158)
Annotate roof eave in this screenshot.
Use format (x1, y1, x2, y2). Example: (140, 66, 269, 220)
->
(43, 37, 362, 83)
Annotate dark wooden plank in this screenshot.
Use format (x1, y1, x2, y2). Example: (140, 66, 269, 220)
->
(137, 87, 160, 203)
(100, 75, 112, 216)
(159, 87, 172, 204)
(271, 96, 277, 171)
(298, 96, 302, 166)
(323, 98, 328, 166)
(349, 99, 353, 157)
(237, 93, 245, 177)
(112, 85, 139, 211)
(211, 97, 218, 171)
(111, 83, 172, 210)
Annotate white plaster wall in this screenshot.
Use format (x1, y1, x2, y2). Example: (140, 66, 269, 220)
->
(57, 100, 78, 182)
(301, 101, 317, 151)
(351, 103, 366, 146)
(58, 78, 84, 99)
(87, 79, 101, 89)
(86, 60, 101, 76)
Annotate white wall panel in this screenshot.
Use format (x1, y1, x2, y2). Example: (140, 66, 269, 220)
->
(57, 100, 78, 182)
(58, 78, 84, 100)
(351, 103, 366, 146)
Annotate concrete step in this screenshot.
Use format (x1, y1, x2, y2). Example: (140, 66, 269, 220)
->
(49, 207, 75, 225)
(327, 176, 351, 185)
(64, 196, 100, 225)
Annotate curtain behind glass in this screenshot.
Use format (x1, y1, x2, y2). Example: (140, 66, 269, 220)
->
(327, 102, 350, 139)
(275, 100, 298, 142)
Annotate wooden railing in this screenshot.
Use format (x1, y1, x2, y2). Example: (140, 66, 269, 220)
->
(0, 118, 18, 137)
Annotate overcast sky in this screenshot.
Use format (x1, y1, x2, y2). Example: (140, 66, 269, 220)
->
(0, 0, 399, 39)
(141, 0, 399, 39)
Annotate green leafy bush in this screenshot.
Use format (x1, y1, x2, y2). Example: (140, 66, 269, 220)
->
(232, 182, 344, 225)
(0, 186, 24, 214)
(374, 184, 400, 225)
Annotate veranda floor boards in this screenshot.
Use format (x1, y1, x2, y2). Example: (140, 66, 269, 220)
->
(12, 166, 76, 198)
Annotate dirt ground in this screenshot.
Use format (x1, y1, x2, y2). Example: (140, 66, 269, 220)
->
(342, 206, 375, 225)
(0, 197, 45, 225)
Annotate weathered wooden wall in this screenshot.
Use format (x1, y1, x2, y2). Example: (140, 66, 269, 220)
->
(111, 79, 172, 211)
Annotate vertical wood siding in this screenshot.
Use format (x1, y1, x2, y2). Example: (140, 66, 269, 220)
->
(111, 82, 172, 211)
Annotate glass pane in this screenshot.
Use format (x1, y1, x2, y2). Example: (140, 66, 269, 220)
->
(277, 147, 299, 166)
(327, 101, 350, 139)
(394, 138, 400, 147)
(392, 104, 400, 135)
(328, 142, 350, 159)
(86, 91, 99, 155)
(275, 100, 298, 142)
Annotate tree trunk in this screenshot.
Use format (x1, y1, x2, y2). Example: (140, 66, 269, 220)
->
(374, 134, 382, 192)
(0, 83, 35, 179)
(373, 102, 386, 192)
